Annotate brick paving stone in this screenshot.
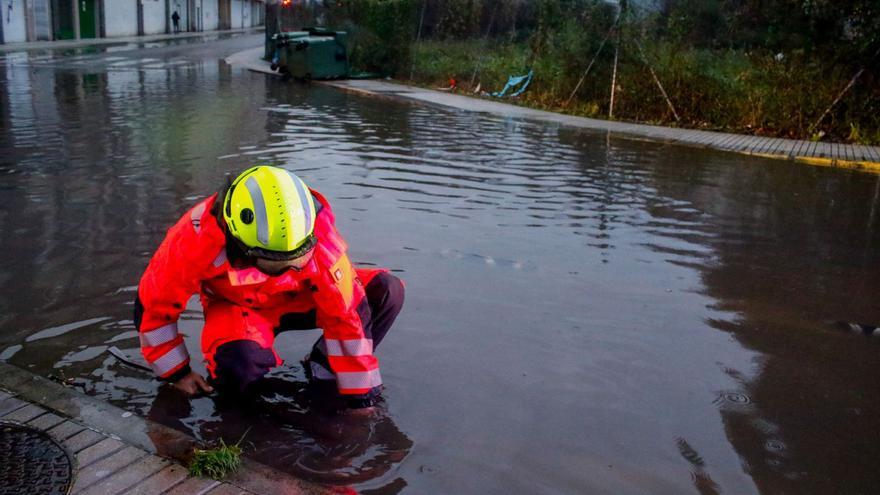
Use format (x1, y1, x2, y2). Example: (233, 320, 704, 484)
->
(804, 139, 819, 158)
(743, 136, 764, 153)
(695, 131, 720, 144)
(760, 138, 784, 155)
(728, 135, 753, 151)
(768, 138, 788, 155)
(704, 132, 726, 146)
(757, 137, 776, 152)
(851, 145, 874, 162)
(741, 136, 763, 151)
(670, 129, 692, 141)
(719, 136, 745, 151)
(759, 138, 781, 155)
(72, 446, 146, 493)
(3, 403, 46, 422)
(77, 437, 126, 467)
(715, 133, 740, 148)
(772, 140, 799, 156)
(716, 134, 739, 150)
(77, 454, 169, 495)
(855, 145, 867, 162)
(679, 130, 701, 144)
(205, 482, 250, 495)
(163, 477, 220, 495)
(64, 428, 107, 452)
(846, 144, 857, 162)
(821, 142, 836, 159)
(704, 135, 725, 146)
(0, 390, 11, 401)
(48, 420, 87, 440)
(846, 144, 860, 160)
(0, 396, 25, 416)
(122, 464, 190, 495)
(748, 137, 773, 154)
(795, 140, 812, 158)
(27, 412, 66, 430)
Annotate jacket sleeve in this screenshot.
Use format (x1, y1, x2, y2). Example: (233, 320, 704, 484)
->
(135, 197, 221, 381)
(312, 226, 382, 400)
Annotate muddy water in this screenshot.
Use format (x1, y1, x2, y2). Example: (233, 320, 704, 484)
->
(1, 34, 879, 494)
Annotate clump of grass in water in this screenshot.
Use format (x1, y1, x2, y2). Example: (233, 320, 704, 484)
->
(189, 429, 249, 480)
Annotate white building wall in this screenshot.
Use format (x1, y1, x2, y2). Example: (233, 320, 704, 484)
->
(250, 1, 260, 27)
(142, 0, 167, 35)
(2, 0, 28, 43)
(202, 0, 218, 31)
(231, 0, 244, 29)
(103, 0, 138, 37)
(32, 0, 52, 40)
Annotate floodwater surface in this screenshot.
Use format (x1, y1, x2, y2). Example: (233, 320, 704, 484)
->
(1, 34, 879, 494)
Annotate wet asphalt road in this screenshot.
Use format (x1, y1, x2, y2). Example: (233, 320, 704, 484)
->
(1, 33, 879, 494)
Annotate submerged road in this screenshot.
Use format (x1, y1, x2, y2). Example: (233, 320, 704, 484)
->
(1, 33, 879, 494)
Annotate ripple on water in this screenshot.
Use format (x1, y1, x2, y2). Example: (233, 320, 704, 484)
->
(713, 391, 752, 407)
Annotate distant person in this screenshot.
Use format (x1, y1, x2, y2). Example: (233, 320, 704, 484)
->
(172, 11, 181, 33)
(134, 166, 404, 414)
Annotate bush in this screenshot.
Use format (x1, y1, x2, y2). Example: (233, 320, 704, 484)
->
(285, 0, 880, 144)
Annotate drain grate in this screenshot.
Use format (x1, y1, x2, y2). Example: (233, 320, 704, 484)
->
(0, 421, 73, 495)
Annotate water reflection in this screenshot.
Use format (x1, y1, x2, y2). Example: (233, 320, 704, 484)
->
(668, 163, 880, 494)
(147, 373, 412, 485)
(1, 33, 880, 493)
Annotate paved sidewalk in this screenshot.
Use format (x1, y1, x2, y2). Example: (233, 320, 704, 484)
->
(0, 27, 264, 53)
(0, 388, 238, 494)
(226, 46, 880, 174)
(0, 362, 328, 495)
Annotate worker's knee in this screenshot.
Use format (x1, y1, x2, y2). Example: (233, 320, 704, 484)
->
(210, 340, 277, 395)
(366, 272, 405, 317)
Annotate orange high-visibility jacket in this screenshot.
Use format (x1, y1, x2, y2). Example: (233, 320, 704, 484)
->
(136, 190, 384, 396)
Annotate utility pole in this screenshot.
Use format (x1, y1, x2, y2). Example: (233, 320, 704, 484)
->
(608, 0, 628, 119)
(410, 0, 427, 81)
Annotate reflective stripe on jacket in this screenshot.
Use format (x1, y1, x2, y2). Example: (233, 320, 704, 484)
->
(136, 190, 385, 394)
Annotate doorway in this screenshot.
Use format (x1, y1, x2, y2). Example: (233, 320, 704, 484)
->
(218, 0, 230, 30)
(53, 0, 75, 39)
(78, 0, 96, 38)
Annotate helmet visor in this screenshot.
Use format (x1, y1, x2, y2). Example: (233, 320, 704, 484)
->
(241, 233, 318, 261)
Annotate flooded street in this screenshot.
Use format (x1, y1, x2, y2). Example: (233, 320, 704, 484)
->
(2, 34, 879, 494)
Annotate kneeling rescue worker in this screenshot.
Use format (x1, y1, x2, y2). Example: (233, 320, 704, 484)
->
(135, 166, 404, 412)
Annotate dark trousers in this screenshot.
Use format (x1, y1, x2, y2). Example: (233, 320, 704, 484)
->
(210, 272, 404, 397)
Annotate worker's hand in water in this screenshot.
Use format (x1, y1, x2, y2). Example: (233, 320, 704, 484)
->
(172, 371, 214, 396)
(345, 406, 376, 418)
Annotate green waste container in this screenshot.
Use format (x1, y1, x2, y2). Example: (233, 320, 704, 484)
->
(268, 31, 308, 70)
(274, 28, 350, 81)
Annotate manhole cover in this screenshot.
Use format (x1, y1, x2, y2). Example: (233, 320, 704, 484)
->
(0, 421, 73, 495)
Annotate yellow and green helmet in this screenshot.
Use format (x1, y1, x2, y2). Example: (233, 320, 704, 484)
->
(223, 166, 318, 260)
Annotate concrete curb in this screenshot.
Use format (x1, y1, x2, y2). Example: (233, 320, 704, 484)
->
(0, 361, 330, 495)
(225, 46, 880, 175)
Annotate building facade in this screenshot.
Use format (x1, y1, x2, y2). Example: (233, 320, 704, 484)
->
(0, 0, 264, 44)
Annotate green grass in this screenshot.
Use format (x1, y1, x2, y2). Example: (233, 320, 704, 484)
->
(189, 439, 243, 480)
(404, 39, 880, 145)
